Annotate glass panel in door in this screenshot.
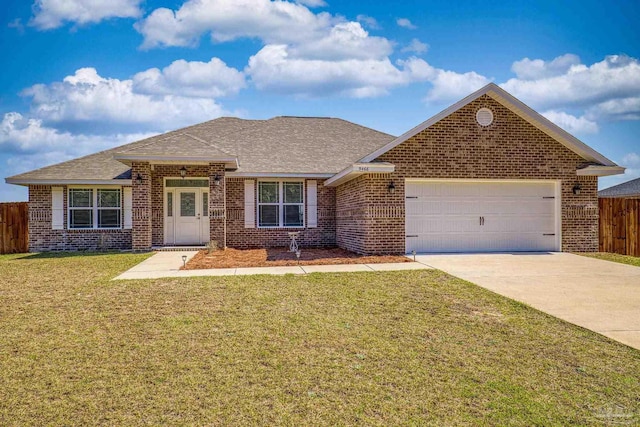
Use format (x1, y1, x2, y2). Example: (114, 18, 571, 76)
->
(180, 192, 196, 217)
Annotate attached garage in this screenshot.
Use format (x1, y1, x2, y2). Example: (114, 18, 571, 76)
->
(405, 180, 560, 253)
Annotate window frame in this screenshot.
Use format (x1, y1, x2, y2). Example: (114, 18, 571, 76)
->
(67, 186, 122, 230)
(257, 180, 305, 228)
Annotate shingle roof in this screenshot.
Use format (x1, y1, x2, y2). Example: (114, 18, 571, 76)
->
(6, 117, 395, 182)
(598, 177, 640, 197)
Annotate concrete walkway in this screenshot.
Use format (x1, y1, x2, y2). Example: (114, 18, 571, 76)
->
(114, 251, 431, 280)
(416, 252, 640, 350)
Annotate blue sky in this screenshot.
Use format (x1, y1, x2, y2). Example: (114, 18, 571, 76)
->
(1, 0, 639, 201)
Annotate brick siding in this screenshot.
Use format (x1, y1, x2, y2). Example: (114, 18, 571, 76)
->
(336, 94, 599, 254)
(28, 185, 132, 252)
(225, 178, 336, 248)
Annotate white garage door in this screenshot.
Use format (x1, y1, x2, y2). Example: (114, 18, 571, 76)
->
(405, 180, 559, 253)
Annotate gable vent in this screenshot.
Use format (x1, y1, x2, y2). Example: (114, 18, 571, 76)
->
(476, 108, 494, 126)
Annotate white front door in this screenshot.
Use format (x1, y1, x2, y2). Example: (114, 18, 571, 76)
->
(168, 188, 209, 245)
(405, 180, 560, 253)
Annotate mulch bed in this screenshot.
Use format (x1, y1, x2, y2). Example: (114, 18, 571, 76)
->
(183, 247, 411, 269)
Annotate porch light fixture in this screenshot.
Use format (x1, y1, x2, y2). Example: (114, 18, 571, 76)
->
(135, 173, 143, 185)
(572, 183, 582, 195)
(214, 174, 221, 186)
(180, 166, 187, 179)
(388, 181, 396, 194)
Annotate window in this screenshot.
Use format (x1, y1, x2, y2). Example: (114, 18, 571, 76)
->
(202, 192, 208, 217)
(68, 188, 121, 229)
(258, 181, 304, 227)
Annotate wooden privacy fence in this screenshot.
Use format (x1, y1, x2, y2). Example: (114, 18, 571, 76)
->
(599, 198, 639, 256)
(0, 202, 29, 254)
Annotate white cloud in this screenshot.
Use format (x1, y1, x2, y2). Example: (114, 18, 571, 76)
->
(502, 55, 640, 117)
(600, 152, 640, 190)
(245, 43, 490, 102)
(424, 69, 491, 103)
(401, 38, 428, 54)
(622, 152, 640, 167)
(132, 57, 246, 98)
(135, 0, 335, 49)
(288, 22, 392, 61)
(1, 111, 154, 155)
(22, 67, 232, 131)
(396, 18, 417, 29)
(246, 45, 431, 97)
(511, 54, 581, 80)
(30, 0, 142, 30)
(356, 14, 379, 30)
(586, 97, 640, 121)
(541, 110, 599, 134)
(0, 112, 157, 201)
(295, 0, 326, 6)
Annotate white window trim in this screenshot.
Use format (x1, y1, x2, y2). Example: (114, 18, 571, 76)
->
(257, 180, 305, 228)
(67, 186, 123, 230)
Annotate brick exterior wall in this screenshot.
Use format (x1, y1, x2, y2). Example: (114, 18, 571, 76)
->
(132, 161, 152, 251)
(225, 178, 336, 248)
(28, 185, 132, 252)
(336, 95, 599, 254)
(209, 163, 226, 249)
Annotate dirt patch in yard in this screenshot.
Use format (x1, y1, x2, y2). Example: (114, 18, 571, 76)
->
(183, 247, 411, 269)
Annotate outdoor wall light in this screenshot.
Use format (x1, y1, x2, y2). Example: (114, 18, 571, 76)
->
(180, 166, 187, 179)
(388, 181, 396, 194)
(572, 183, 582, 195)
(135, 173, 143, 185)
(214, 174, 221, 186)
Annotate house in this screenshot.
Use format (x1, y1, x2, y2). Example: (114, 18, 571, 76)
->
(6, 83, 624, 254)
(598, 177, 640, 198)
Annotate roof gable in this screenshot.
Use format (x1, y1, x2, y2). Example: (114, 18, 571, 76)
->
(359, 83, 618, 168)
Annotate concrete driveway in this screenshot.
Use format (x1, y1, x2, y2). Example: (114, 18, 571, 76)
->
(415, 252, 640, 350)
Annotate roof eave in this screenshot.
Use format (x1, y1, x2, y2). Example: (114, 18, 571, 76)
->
(5, 178, 133, 187)
(324, 162, 395, 187)
(576, 165, 626, 177)
(114, 154, 239, 170)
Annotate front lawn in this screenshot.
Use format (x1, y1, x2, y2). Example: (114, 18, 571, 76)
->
(575, 251, 640, 267)
(1, 252, 638, 425)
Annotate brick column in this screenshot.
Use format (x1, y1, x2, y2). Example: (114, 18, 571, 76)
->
(132, 161, 152, 251)
(209, 163, 226, 249)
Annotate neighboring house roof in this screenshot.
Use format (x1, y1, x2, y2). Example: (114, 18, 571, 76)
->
(6, 117, 395, 184)
(598, 177, 640, 197)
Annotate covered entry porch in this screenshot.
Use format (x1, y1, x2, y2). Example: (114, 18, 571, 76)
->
(126, 161, 231, 251)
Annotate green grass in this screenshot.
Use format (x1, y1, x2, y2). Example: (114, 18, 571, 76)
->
(1, 252, 639, 425)
(576, 252, 640, 267)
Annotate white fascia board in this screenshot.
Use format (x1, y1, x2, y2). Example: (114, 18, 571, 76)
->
(325, 163, 395, 187)
(5, 179, 133, 186)
(114, 154, 239, 169)
(226, 172, 334, 178)
(358, 82, 619, 168)
(576, 166, 626, 176)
